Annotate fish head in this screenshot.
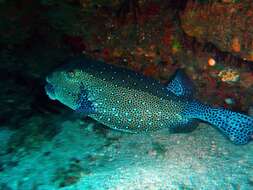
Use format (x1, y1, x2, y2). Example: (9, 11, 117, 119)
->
(45, 68, 83, 110)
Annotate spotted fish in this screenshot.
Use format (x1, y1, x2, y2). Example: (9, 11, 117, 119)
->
(45, 57, 253, 144)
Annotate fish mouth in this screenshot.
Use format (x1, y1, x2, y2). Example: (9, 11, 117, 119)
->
(45, 82, 56, 100)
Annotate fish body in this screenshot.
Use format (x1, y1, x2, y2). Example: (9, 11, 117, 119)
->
(45, 57, 253, 144)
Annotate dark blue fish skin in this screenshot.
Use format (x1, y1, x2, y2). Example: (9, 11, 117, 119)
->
(45, 57, 253, 145)
(54, 57, 177, 99)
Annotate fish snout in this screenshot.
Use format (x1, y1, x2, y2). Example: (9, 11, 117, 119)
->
(45, 82, 56, 100)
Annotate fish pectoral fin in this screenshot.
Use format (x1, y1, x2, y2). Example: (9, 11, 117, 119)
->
(75, 84, 96, 114)
(166, 69, 195, 98)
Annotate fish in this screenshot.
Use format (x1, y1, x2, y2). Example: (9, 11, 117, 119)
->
(45, 56, 253, 145)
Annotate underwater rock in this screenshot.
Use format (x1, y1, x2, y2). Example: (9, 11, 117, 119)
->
(248, 106, 253, 117)
(240, 72, 253, 88)
(52, 160, 90, 188)
(248, 176, 253, 186)
(6, 116, 61, 155)
(181, 0, 253, 61)
(0, 128, 13, 155)
(0, 183, 12, 190)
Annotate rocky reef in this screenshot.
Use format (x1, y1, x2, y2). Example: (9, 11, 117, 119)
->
(181, 0, 253, 61)
(1, 0, 253, 111)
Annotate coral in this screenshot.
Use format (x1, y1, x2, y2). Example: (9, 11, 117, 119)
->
(231, 37, 241, 53)
(207, 57, 216, 66)
(143, 64, 159, 77)
(171, 38, 182, 54)
(218, 69, 240, 83)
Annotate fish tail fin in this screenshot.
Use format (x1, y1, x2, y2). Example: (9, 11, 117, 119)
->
(183, 101, 253, 144)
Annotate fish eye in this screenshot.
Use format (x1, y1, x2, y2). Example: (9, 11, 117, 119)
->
(66, 70, 75, 78)
(66, 69, 82, 78)
(63, 69, 81, 82)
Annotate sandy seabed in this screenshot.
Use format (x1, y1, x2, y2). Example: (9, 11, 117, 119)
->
(0, 117, 252, 190)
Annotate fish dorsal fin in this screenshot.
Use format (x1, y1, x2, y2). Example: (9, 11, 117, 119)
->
(166, 69, 195, 98)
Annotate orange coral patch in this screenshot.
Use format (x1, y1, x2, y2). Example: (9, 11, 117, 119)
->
(231, 37, 241, 52)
